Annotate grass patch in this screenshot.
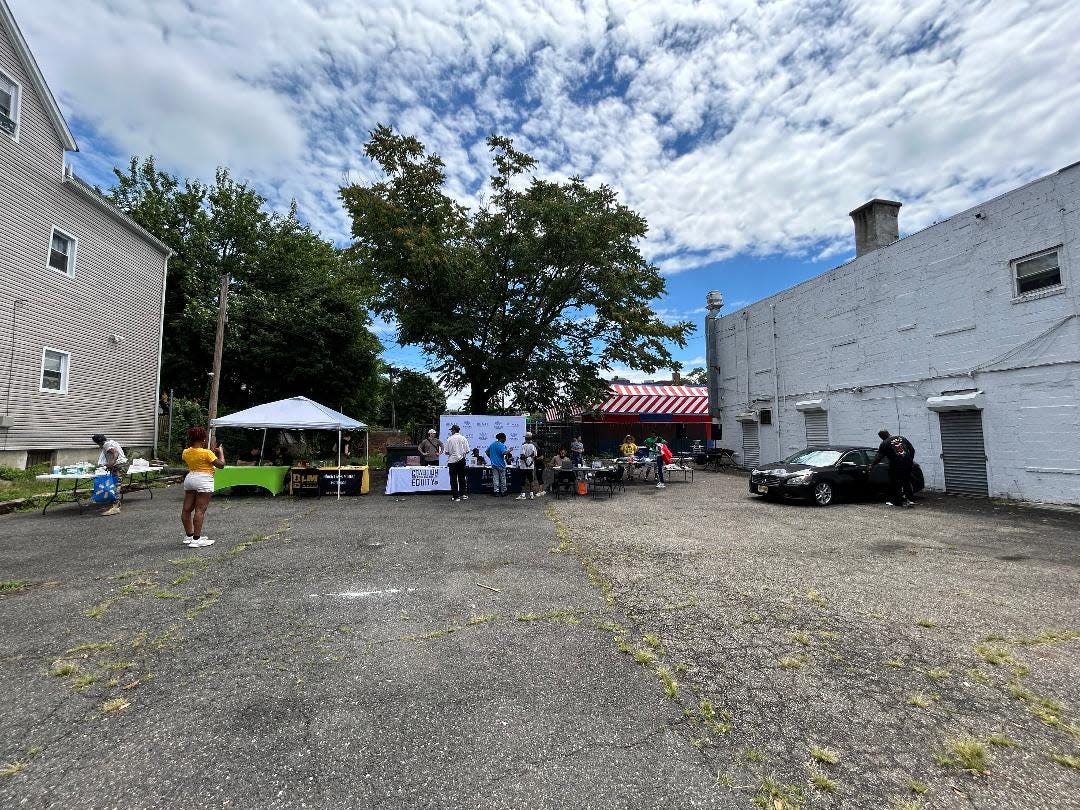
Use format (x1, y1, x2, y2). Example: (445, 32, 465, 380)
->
(100, 697, 130, 713)
(974, 643, 1017, 666)
(400, 627, 456, 642)
(934, 736, 990, 774)
(594, 619, 623, 633)
(0, 464, 60, 501)
(656, 666, 678, 699)
(745, 748, 765, 763)
(809, 745, 839, 765)
(467, 614, 498, 626)
(186, 590, 222, 620)
(806, 590, 826, 606)
(908, 693, 936, 709)
(0, 761, 27, 777)
(1006, 681, 1080, 740)
(966, 667, 992, 685)
(753, 774, 803, 809)
(152, 590, 183, 600)
(1051, 753, 1080, 769)
(642, 631, 663, 650)
(1013, 629, 1080, 646)
(716, 771, 735, 788)
(779, 655, 810, 670)
(908, 780, 928, 794)
(171, 570, 197, 586)
(790, 631, 812, 647)
(0, 579, 32, 594)
(884, 658, 904, 668)
(84, 600, 113, 619)
(925, 668, 950, 682)
(65, 641, 117, 655)
(49, 659, 79, 677)
(915, 618, 937, 628)
(987, 733, 1018, 748)
(892, 800, 925, 810)
(807, 764, 836, 793)
(71, 673, 98, 690)
(633, 648, 657, 666)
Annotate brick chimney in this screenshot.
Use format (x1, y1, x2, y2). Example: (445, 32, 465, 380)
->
(672, 370, 681, 384)
(849, 199, 902, 257)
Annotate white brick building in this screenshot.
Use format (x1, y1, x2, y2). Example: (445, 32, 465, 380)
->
(704, 162, 1080, 505)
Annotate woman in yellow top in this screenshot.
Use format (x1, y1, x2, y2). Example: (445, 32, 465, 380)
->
(619, 435, 638, 457)
(181, 426, 225, 548)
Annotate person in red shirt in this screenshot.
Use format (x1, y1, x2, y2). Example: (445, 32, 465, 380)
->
(655, 436, 673, 489)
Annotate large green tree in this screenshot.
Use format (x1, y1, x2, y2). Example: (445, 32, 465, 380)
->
(377, 365, 448, 438)
(109, 157, 382, 419)
(340, 127, 693, 413)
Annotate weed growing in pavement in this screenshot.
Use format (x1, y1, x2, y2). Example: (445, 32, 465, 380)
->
(71, 674, 98, 690)
(0, 761, 27, 777)
(934, 736, 990, 773)
(884, 658, 904, 668)
(100, 697, 130, 713)
(656, 666, 678, 699)
(152, 590, 183, 600)
(715, 771, 736, 788)
(642, 632, 663, 650)
(779, 655, 810, 670)
(186, 590, 222, 620)
(1005, 681, 1080, 740)
(594, 619, 622, 633)
(806, 590, 826, 606)
(467, 614, 498, 626)
(1012, 629, 1080, 646)
(674, 661, 689, 674)
(809, 746, 839, 765)
(634, 648, 657, 666)
(66, 641, 117, 655)
(49, 660, 79, 677)
(966, 668, 992, 685)
(400, 627, 456, 642)
(745, 748, 765, 763)
(0, 579, 32, 594)
(974, 643, 1017, 666)
(915, 618, 937, 628)
(1051, 753, 1080, 769)
(816, 630, 838, 640)
(790, 631, 812, 647)
(807, 764, 836, 793)
(908, 780, 929, 794)
(925, 668, 950, 681)
(908, 693, 936, 709)
(171, 570, 197, 586)
(986, 733, 1018, 747)
(753, 774, 803, 809)
(892, 799, 925, 810)
(84, 600, 113, 619)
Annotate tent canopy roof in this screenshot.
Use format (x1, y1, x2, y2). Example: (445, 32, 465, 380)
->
(210, 396, 367, 431)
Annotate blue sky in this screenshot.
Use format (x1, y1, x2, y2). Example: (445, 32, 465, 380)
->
(12, 0, 1080, 402)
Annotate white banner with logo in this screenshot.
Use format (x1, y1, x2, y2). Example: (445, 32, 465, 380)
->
(438, 414, 526, 465)
(385, 466, 450, 494)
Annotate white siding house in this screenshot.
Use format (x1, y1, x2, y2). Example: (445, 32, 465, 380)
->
(0, 0, 171, 468)
(705, 163, 1080, 505)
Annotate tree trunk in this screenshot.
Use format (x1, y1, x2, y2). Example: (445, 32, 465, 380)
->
(466, 380, 490, 414)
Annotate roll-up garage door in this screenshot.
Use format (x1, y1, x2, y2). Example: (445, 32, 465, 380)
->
(741, 423, 760, 467)
(938, 410, 989, 496)
(804, 410, 829, 446)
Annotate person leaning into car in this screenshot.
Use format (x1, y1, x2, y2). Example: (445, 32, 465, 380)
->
(870, 429, 916, 506)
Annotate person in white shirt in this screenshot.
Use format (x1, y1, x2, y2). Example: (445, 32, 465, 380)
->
(516, 433, 539, 500)
(445, 424, 471, 502)
(91, 433, 128, 516)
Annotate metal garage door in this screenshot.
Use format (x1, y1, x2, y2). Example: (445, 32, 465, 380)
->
(741, 423, 760, 467)
(804, 410, 829, 446)
(938, 410, 989, 496)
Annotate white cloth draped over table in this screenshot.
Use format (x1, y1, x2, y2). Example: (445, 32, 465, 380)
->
(385, 466, 450, 494)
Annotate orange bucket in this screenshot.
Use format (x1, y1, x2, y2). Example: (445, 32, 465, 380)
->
(577, 480, 587, 496)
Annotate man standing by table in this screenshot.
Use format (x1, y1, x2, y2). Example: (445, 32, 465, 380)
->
(486, 432, 509, 497)
(516, 432, 539, 500)
(570, 436, 585, 467)
(445, 424, 470, 502)
(419, 429, 443, 466)
(91, 433, 127, 516)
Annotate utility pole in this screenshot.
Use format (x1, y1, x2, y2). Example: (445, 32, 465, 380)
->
(388, 367, 397, 431)
(207, 272, 229, 443)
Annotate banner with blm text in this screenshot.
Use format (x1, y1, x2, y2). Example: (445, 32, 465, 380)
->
(438, 414, 526, 465)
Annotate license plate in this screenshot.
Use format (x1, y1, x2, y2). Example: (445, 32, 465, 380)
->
(757, 485, 769, 494)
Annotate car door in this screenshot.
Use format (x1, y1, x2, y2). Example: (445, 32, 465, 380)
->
(836, 450, 871, 495)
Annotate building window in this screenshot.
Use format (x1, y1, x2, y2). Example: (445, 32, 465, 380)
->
(759, 409, 772, 425)
(0, 71, 19, 138)
(40, 348, 70, 394)
(48, 228, 77, 276)
(1013, 249, 1061, 295)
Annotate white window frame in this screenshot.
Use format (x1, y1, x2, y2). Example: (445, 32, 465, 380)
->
(1011, 246, 1063, 299)
(0, 68, 20, 141)
(47, 227, 77, 277)
(39, 347, 71, 395)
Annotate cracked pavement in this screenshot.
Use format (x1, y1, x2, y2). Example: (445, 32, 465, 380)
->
(1, 473, 1078, 808)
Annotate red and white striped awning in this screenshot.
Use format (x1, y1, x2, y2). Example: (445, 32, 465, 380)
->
(599, 384, 708, 415)
(543, 384, 708, 421)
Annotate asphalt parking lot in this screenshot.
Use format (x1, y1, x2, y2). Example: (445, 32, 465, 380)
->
(1, 473, 1078, 809)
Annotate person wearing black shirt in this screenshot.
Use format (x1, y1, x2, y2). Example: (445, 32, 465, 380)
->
(871, 429, 916, 507)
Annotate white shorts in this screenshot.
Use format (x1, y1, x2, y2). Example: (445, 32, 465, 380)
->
(183, 472, 215, 493)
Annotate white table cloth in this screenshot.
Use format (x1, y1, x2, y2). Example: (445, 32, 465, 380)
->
(385, 466, 450, 494)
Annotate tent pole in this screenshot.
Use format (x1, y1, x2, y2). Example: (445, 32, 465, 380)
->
(337, 429, 342, 499)
(365, 431, 369, 468)
(258, 428, 267, 467)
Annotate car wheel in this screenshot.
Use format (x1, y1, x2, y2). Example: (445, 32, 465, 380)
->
(812, 481, 834, 506)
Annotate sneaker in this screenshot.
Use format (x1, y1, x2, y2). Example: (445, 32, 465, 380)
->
(516, 493, 527, 500)
(528, 492, 534, 499)
(451, 497, 460, 502)
(884, 502, 897, 507)
(655, 482, 666, 489)
(183, 535, 196, 546)
(100, 503, 121, 516)
(189, 536, 214, 548)
(461, 495, 469, 500)
(903, 501, 916, 507)
(535, 490, 545, 497)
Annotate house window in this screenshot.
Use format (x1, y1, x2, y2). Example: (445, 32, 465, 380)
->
(40, 348, 70, 393)
(1013, 249, 1062, 295)
(759, 409, 772, 425)
(0, 71, 18, 137)
(48, 228, 77, 276)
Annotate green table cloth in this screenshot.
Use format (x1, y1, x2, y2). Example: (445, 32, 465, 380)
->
(213, 466, 289, 496)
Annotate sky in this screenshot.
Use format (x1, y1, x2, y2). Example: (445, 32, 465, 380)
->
(11, 0, 1080, 403)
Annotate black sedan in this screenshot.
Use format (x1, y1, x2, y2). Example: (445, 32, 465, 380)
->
(748, 446, 924, 506)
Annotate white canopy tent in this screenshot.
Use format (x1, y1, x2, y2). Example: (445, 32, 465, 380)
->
(210, 396, 368, 498)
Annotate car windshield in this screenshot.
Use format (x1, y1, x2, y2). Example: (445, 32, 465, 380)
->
(783, 449, 843, 467)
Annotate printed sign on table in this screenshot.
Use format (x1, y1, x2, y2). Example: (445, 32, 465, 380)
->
(438, 414, 526, 465)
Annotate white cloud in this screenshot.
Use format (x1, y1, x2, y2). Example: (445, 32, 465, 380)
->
(11, 0, 1078, 266)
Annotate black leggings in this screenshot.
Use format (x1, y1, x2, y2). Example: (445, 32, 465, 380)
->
(449, 459, 468, 498)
